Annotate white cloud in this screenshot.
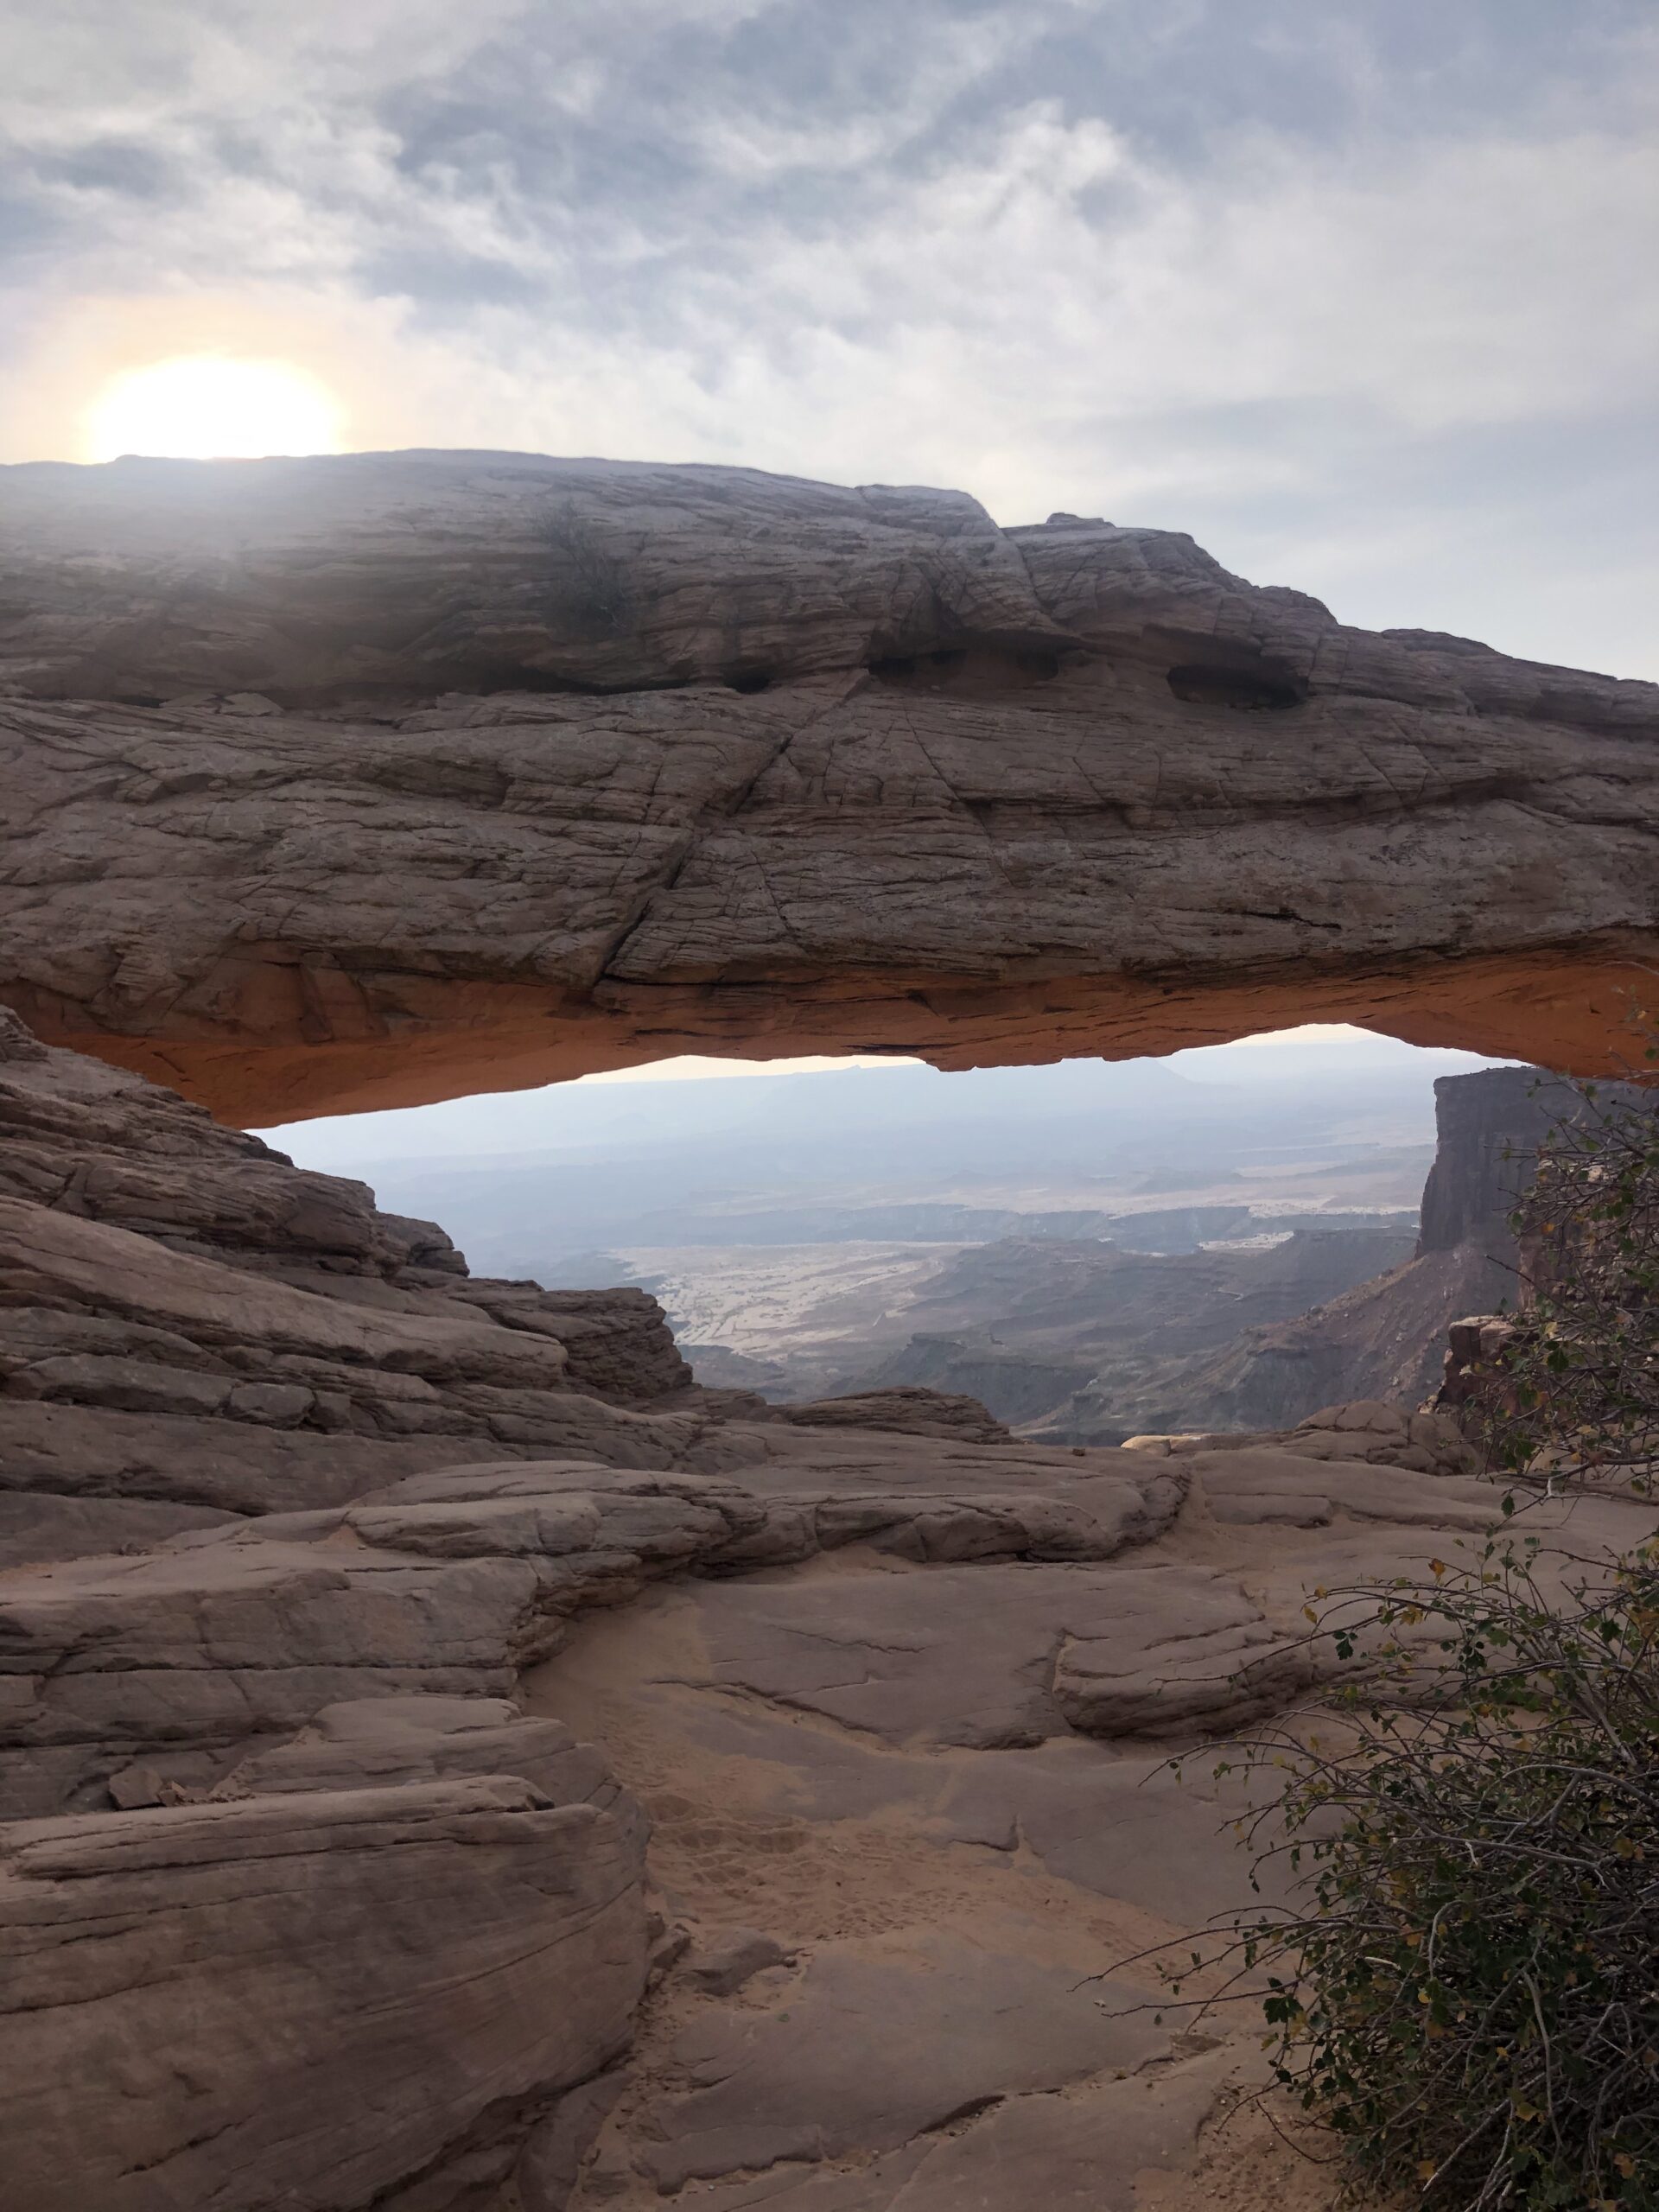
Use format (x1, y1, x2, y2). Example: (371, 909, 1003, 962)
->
(3, 3, 1657, 675)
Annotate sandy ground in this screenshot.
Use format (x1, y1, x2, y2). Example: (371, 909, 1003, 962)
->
(525, 1541, 1346, 2210)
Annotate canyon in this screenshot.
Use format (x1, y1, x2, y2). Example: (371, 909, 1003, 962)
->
(2, 454, 1656, 2212)
(851, 1064, 1607, 1441)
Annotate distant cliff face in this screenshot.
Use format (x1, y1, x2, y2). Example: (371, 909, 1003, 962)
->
(1148, 1064, 1656, 1435)
(1415, 1065, 1574, 1255)
(849, 1224, 1419, 1437)
(810, 1065, 1659, 1442)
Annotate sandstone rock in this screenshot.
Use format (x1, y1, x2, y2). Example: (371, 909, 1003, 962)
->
(682, 1924, 794, 1997)
(3, 442, 1656, 2212)
(0, 1459, 794, 1815)
(0, 1395, 732, 1526)
(671, 2045, 1241, 2212)
(664, 1559, 1312, 1748)
(724, 1414, 1182, 1497)
(2, 458, 1653, 1122)
(1438, 1311, 1523, 1414)
(0, 453, 1058, 702)
(0, 1534, 543, 1816)
(515, 2067, 630, 2212)
(1176, 1446, 1497, 1529)
(0, 1014, 723, 1558)
(0, 1777, 646, 2212)
(634, 1929, 1164, 2191)
(0, 1489, 235, 1567)
(0, 1443, 1195, 1816)
(222, 1692, 632, 1816)
(1, 1011, 1652, 2209)
(774, 1384, 1013, 1442)
(1, 1197, 574, 1389)
(1124, 1396, 1476, 1478)
(455, 1284, 690, 1402)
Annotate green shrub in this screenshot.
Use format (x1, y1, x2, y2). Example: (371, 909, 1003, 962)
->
(1478, 1032, 1658, 1489)
(1154, 1038, 1659, 2206)
(1193, 1537, 1659, 2209)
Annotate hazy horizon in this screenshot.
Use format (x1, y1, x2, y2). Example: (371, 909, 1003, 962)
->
(260, 1025, 1511, 1175)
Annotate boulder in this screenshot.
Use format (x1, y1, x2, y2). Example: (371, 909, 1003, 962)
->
(682, 1924, 795, 1997)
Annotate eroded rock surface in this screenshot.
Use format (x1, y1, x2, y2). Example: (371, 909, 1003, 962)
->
(634, 1929, 1165, 2192)
(524, 1443, 1656, 2212)
(2, 1772, 646, 2212)
(3, 454, 1655, 1121)
(0, 1010, 735, 1548)
(5, 451, 1656, 2210)
(3, 1016, 1656, 2209)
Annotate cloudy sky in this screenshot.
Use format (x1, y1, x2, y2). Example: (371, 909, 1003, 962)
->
(4, 0, 1656, 681)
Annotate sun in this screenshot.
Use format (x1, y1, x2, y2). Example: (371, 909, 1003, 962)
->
(82, 354, 346, 462)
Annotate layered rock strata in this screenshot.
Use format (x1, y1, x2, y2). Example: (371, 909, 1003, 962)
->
(3, 1760, 647, 2212)
(5, 1013, 1656, 2209)
(3, 454, 1656, 1120)
(3, 448, 1656, 2209)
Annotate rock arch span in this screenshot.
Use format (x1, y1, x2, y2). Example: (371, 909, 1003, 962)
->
(2, 451, 1654, 1122)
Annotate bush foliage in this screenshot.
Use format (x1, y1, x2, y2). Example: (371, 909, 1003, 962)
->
(1161, 1043, 1659, 2208)
(1204, 1539, 1659, 2209)
(1478, 1040, 1659, 1487)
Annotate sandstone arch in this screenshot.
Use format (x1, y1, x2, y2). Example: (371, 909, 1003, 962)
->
(3, 452, 1654, 1122)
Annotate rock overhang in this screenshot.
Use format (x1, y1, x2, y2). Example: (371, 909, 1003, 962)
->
(2, 450, 1654, 1122)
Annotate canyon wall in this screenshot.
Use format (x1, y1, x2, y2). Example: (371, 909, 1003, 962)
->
(1140, 1065, 1656, 1431)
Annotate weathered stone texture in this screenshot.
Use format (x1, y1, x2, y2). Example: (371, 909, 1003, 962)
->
(0, 1010, 728, 1550)
(0, 453, 1061, 700)
(1, 1776, 646, 2212)
(1, 1024, 1654, 2212)
(1, 455, 1653, 1121)
(3, 450, 1657, 2212)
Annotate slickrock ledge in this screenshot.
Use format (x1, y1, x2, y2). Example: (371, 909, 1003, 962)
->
(3, 1009, 1657, 2209)
(2, 1763, 649, 2212)
(3, 452, 1655, 1120)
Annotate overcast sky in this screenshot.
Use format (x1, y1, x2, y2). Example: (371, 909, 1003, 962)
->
(4, 1, 1657, 678)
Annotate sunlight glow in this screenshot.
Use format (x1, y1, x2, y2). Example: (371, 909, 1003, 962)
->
(1211, 1023, 1373, 1050)
(82, 354, 346, 461)
(577, 1054, 923, 1085)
